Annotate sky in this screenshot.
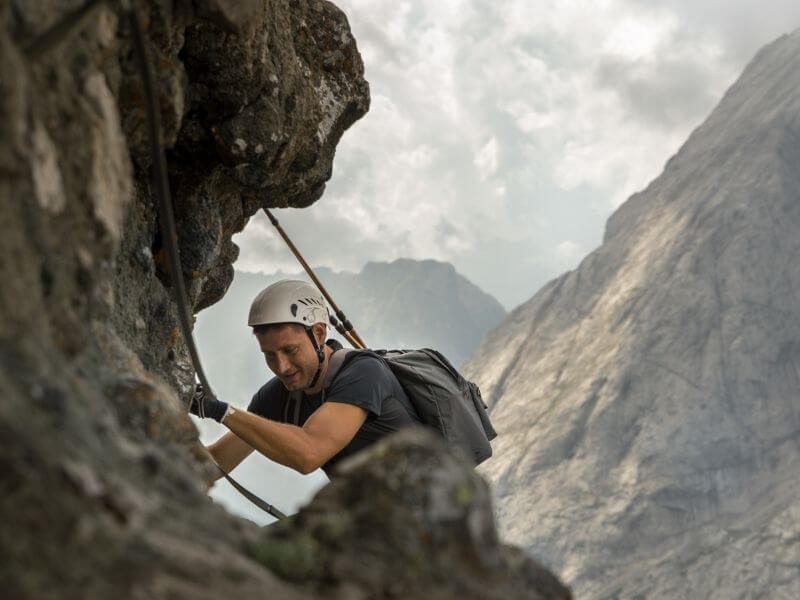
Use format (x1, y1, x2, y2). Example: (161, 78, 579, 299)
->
(232, 0, 800, 310)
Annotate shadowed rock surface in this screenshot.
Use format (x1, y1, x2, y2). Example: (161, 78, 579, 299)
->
(1, 1, 567, 598)
(463, 30, 800, 599)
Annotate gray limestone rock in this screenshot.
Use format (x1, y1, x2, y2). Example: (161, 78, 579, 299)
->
(253, 428, 572, 600)
(463, 30, 800, 599)
(0, 1, 566, 598)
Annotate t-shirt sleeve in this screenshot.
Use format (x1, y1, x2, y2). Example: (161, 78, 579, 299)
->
(325, 356, 393, 418)
(247, 377, 286, 421)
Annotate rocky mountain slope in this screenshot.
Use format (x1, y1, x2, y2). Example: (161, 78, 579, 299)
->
(463, 30, 800, 599)
(0, 2, 567, 598)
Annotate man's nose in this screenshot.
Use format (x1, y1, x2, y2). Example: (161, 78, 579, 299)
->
(273, 354, 292, 374)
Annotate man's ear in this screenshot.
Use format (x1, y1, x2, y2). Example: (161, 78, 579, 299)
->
(312, 322, 327, 345)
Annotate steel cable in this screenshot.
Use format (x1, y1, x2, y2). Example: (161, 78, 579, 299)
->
(129, 5, 286, 520)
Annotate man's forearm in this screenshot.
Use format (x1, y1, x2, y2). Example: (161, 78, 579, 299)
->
(222, 409, 322, 474)
(207, 431, 254, 477)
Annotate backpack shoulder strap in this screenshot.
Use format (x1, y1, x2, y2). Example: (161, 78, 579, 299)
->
(321, 348, 355, 402)
(284, 389, 302, 425)
(324, 349, 353, 385)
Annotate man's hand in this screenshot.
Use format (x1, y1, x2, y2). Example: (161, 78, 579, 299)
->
(189, 384, 229, 422)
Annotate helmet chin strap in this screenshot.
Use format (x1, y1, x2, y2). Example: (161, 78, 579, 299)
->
(305, 327, 325, 389)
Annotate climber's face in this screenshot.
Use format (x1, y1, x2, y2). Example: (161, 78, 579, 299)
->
(255, 323, 325, 391)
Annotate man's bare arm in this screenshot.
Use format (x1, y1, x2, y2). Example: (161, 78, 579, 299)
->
(206, 431, 254, 479)
(221, 402, 367, 474)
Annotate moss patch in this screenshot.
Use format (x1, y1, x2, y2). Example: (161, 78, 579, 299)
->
(249, 532, 325, 582)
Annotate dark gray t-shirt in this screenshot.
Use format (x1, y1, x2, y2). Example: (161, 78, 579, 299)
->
(248, 352, 420, 476)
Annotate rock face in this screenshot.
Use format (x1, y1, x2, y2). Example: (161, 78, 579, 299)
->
(463, 31, 800, 598)
(0, 1, 566, 598)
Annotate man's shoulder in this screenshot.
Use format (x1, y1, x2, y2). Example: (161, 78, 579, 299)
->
(324, 350, 409, 419)
(336, 350, 385, 376)
(329, 350, 396, 390)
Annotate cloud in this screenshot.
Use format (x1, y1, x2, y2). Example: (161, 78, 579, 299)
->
(474, 137, 499, 180)
(233, 0, 800, 309)
(623, 0, 800, 64)
(556, 239, 585, 262)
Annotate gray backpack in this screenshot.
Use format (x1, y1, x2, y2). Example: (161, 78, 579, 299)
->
(287, 348, 497, 465)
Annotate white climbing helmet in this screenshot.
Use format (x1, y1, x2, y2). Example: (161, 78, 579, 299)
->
(247, 279, 330, 328)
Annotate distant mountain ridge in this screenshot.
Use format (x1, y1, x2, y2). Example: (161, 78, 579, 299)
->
(463, 31, 800, 599)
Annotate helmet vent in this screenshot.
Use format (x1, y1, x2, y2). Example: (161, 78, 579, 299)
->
(247, 280, 329, 328)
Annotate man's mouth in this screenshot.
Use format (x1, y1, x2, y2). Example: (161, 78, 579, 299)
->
(282, 372, 300, 384)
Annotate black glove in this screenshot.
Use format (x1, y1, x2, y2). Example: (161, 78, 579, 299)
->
(189, 384, 228, 422)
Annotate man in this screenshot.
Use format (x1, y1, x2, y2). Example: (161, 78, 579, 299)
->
(190, 279, 420, 477)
